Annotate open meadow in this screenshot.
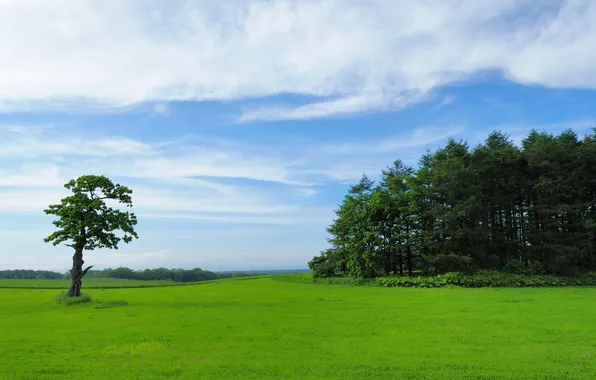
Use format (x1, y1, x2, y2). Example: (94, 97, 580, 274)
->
(1, 276, 596, 379)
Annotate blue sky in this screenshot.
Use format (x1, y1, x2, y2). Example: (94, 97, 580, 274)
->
(1, 0, 595, 271)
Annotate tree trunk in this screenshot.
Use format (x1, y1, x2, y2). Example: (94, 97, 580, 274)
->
(406, 244, 413, 276)
(405, 224, 413, 276)
(67, 246, 92, 297)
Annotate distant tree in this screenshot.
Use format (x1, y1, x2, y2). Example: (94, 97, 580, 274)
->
(43, 175, 138, 297)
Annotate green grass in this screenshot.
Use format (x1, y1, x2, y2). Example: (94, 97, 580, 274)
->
(1, 277, 596, 379)
(0, 278, 198, 289)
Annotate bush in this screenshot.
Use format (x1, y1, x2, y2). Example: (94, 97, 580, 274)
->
(422, 254, 474, 275)
(376, 271, 596, 288)
(503, 260, 545, 275)
(280, 271, 596, 288)
(275, 273, 374, 286)
(56, 292, 93, 305)
(308, 254, 338, 278)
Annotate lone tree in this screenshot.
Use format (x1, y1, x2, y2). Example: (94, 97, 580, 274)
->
(44, 175, 138, 297)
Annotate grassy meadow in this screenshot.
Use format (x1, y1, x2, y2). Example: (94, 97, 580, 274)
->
(1, 276, 596, 379)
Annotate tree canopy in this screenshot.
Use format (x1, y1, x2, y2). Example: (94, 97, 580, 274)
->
(44, 175, 138, 250)
(309, 128, 596, 278)
(44, 175, 138, 296)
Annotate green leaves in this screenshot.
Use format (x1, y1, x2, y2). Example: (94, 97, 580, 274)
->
(43, 175, 138, 251)
(376, 271, 591, 288)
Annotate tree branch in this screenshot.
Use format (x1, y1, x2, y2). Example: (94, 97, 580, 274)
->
(82, 265, 94, 276)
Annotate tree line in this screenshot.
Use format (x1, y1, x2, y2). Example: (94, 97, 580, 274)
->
(85, 267, 219, 282)
(0, 269, 64, 280)
(1, 267, 256, 282)
(309, 128, 596, 278)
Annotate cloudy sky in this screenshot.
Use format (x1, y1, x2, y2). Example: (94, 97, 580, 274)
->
(1, 0, 595, 271)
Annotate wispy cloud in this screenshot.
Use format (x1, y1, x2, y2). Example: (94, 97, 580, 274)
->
(139, 211, 332, 226)
(321, 125, 466, 155)
(0, 128, 152, 157)
(237, 91, 428, 122)
(0, 1, 595, 119)
(0, 189, 68, 212)
(0, 126, 334, 226)
(152, 102, 170, 116)
(436, 96, 455, 109)
(0, 165, 64, 187)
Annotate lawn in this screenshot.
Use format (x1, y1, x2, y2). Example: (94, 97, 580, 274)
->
(1, 277, 595, 379)
(0, 278, 188, 289)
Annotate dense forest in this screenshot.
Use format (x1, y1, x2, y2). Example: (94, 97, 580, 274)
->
(309, 128, 596, 278)
(0, 267, 255, 282)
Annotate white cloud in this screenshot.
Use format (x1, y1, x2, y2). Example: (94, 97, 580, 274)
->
(0, 128, 152, 157)
(153, 102, 170, 116)
(237, 91, 428, 122)
(294, 187, 319, 198)
(0, 1, 594, 119)
(132, 188, 299, 215)
(0, 165, 65, 187)
(0, 128, 332, 225)
(0, 189, 68, 212)
(139, 211, 332, 226)
(0, 127, 301, 185)
(111, 250, 173, 259)
(127, 154, 296, 185)
(321, 125, 466, 155)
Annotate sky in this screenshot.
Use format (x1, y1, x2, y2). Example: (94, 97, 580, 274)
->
(1, 0, 595, 271)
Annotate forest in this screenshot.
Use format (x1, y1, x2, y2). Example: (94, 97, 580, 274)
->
(309, 128, 596, 278)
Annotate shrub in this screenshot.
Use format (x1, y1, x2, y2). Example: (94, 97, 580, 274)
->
(308, 254, 338, 278)
(376, 271, 595, 288)
(503, 260, 545, 275)
(280, 271, 596, 288)
(422, 254, 474, 275)
(275, 273, 375, 286)
(56, 292, 93, 305)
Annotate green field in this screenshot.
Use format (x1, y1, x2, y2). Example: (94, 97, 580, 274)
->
(1, 277, 596, 379)
(0, 278, 189, 289)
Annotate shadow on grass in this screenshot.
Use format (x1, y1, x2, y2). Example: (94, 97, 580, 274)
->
(94, 300, 129, 309)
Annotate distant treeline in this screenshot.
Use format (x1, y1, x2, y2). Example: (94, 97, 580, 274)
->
(85, 267, 220, 282)
(0, 267, 261, 282)
(0, 270, 64, 280)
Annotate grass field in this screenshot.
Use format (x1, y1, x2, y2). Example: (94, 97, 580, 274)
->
(1, 277, 596, 379)
(0, 278, 197, 289)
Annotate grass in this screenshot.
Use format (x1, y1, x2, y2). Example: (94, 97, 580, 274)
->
(56, 292, 93, 305)
(1, 277, 596, 379)
(0, 278, 201, 289)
